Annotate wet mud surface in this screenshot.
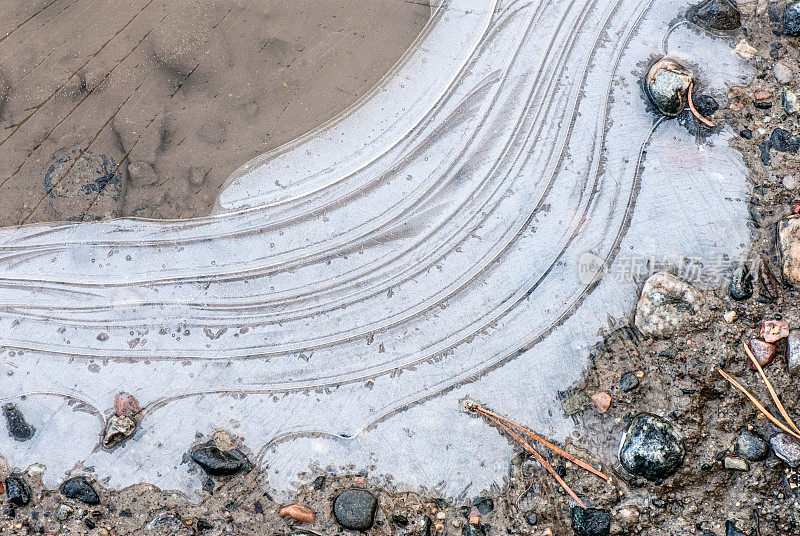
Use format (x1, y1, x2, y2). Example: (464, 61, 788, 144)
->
(0, 0, 429, 225)
(5, 1, 800, 536)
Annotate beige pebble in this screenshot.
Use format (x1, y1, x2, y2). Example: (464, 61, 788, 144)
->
(591, 391, 612, 413)
(279, 503, 315, 524)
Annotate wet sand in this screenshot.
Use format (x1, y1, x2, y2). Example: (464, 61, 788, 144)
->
(0, 0, 430, 225)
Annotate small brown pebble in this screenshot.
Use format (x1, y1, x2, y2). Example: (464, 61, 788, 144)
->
(748, 339, 776, 369)
(754, 89, 773, 101)
(280, 503, 314, 524)
(761, 320, 789, 343)
(114, 393, 141, 420)
(591, 392, 612, 413)
(469, 515, 480, 525)
(730, 101, 744, 111)
(758, 257, 781, 301)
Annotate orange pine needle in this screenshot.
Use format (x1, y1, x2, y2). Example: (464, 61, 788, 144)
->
(470, 404, 611, 482)
(743, 343, 800, 435)
(688, 81, 715, 127)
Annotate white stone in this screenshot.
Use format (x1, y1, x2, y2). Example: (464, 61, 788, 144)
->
(774, 62, 793, 85)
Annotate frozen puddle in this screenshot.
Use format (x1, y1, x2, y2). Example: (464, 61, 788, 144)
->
(1, 0, 753, 498)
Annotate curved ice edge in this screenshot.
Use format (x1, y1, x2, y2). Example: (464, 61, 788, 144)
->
(0, 0, 753, 500)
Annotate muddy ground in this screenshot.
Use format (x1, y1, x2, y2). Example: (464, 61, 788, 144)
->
(4, 1, 800, 536)
(0, 0, 429, 225)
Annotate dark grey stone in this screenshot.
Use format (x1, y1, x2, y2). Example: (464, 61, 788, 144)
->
(472, 496, 494, 515)
(688, 0, 741, 31)
(619, 372, 640, 392)
(333, 489, 378, 531)
(571, 507, 611, 536)
(524, 511, 538, 526)
(3, 404, 35, 442)
(785, 2, 800, 36)
(729, 265, 753, 301)
(725, 520, 749, 536)
(59, 476, 100, 505)
(190, 441, 250, 476)
(735, 430, 769, 461)
(619, 413, 685, 482)
(4, 475, 32, 507)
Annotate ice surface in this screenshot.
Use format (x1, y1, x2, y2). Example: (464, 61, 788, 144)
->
(0, 0, 753, 499)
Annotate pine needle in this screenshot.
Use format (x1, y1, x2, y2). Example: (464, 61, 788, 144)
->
(743, 342, 800, 435)
(688, 81, 715, 127)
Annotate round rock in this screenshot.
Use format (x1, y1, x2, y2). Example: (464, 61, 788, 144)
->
(770, 433, 800, 467)
(619, 413, 685, 482)
(645, 59, 693, 118)
(333, 489, 379, 531)
(736, 430, 769, 461)
(634, 272, 708, 338)
(571, 507, 611, 536)
(59, 476, 100, 505)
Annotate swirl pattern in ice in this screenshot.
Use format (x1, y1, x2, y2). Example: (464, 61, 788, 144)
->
(0, 0, 753, 497)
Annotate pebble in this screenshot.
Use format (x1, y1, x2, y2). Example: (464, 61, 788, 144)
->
(146, 512, 192, 535)
(464, 521, 485, 536)
(114, 393, 141, 419)
(562, 391, 590, 416)
(524, 511, 538, 525)
(571, 507, 611, 536)
(729, 265, 753, 301)
(785, 2, 800, 36)
(723, 455, 749, 471)
(392, 514, 409, 527)
(736, 430, 769, 461)
(591, 392, 612, 414)
(59, 476, 100, 505)
(190, 440, 250, 476)
(472, 496, 494, 515)
(3, 403, 35, 442)
(754, 89, 773, 102)
(747, 339, 776, 369)
(783, 175, 798, 190)
(615, 505, 639, 529)
(788, 329, 800, 375)
(783, 89, 799, 115)
(634, 272, 709, 338)
(279, 503, 314, 524)
(770, 128, 800, 154)
(4, 475, 31, 507)
(332, 489, 379, 531)
(619, 413, 685, 482)
(761, 320, 789, 343)
(102, 414, 136, 449)
(619, 372, 639, 392)
(778, 215, 800, 287)
(688, 0, 741, 30)
(55, 503, 74, 521)
(774, 62, 793, 85)
(726, 520, 748, 536)
(770, 433, 800, 467)
(645, 58, 693, 117)
(733, 40, 758, 60)
(723, 310, 738, 323)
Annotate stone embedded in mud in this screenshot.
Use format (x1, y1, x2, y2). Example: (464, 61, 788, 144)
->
(645, 59, 693, 117)
(770, 128, 800, 154)
(775, 62, 794, 85)
(59, 476, 100, 505)
(729, 265, 753, 301)
(619, 372, 640, 392)
(688, 0, 741, 31)
(4, 475, 32, 507)
(146, 512, 193, 535)
(3, 403, 35, 442)
(279, 503, 315, 524)
(747, 339, 776, 369)
(778, 215, 800, 287)
(472, 496, 494, 515)
(464, 521, 486, 536)
(562, 391, 590, 416)
(723, 455, 749, 471)
(114, 393, 141, 419)
(725, 520, 749, 536)
(55, 503, 73, 521)
(785, 2, 800, 36)
(333, 489, 379, 531)
(102, 414, 136, 449)
(760, 320, 789, 343)
(789, 330, 800, 375)
(190, 440, 250, 476)
(591, 392, 612, 414)
(571, 507, 611, 536)
(770, 433, 800, 467)
(634, 272, 709, 338)
(783, 89, 799, 115)
(736, 430, 769, 461)
(619, 413, 685, 482)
